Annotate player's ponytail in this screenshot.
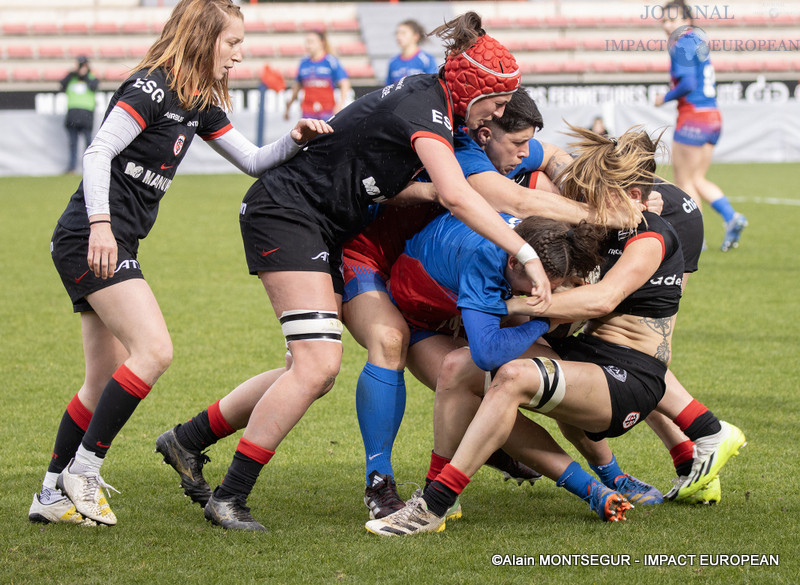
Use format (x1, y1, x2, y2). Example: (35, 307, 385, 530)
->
(556, 123, 661, 229)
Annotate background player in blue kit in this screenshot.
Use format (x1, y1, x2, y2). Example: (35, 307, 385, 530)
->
(28, 0, 332, 527)
(655, 0, 747, 251)
(284, 30, 351, 120)
(386, 19, 439, 85)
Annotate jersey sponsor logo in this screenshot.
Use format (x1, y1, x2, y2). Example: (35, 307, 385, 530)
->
(617, 228, 635, 240)
(603, 365, 628, 382)
(261, 247, 279, 257)
(132, 77, 165, 103)
(163, 112, 184, 123)
(622, 411, 640, 429)
(142, 170, 172, 192)
(506, 216, 522, 229)
(173, 134, 185, 156)
(650, 274, 683, 287)
(124, 162, 144, 179)
(124, 161, 172, 191)
(681, 196, 699, 214)
(431, 108, 453, 133)
(74, 269, 91, 284)
(187, 120, 198, 127)
(311, 251, 330, 262)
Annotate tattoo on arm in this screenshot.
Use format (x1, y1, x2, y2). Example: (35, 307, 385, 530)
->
(545, 158, 568, 181)
(640, 316, 673, 364)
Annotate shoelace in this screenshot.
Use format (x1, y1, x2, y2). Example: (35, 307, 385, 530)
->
(231, 497, 256, 521)
(189, 451, 211, 474)
(82, 473, 120, 501)
(386, 493, 428, 524)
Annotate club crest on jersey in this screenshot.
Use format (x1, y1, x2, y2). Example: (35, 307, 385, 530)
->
(173, 134, 185, 157)
(622, 411, 640, 429)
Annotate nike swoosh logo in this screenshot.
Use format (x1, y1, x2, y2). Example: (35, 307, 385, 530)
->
(96, 441, 111, 449)
(368, 453, 383, 461)
(160, 164, 174, 169)
(75, 269, 90, 283)
(262, 247, 279, 257)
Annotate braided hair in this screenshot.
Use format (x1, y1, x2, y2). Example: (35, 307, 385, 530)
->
(513, 217, 605, 281)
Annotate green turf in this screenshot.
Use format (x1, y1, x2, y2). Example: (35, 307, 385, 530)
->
(1, 163, 798, 584)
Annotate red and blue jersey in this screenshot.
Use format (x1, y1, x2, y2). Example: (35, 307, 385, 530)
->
(389, 212, 519, 330)
(296, 54, 349, 118)
(666, 28, 717, 113)
(386, 50, 439, 85)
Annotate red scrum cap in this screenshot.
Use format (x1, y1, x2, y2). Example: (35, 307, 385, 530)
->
(444, 34, 521, 119)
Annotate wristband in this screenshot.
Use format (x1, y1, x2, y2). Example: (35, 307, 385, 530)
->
(89, 220, 111, 226)
(515, 243, 539, 265)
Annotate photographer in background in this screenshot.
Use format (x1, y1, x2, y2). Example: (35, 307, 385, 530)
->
(60, 56, 99, 174)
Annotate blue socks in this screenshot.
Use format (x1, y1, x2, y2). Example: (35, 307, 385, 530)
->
(556, 461, 595, 501)
(711, 196, 736, 223)
(590, 454, 624, 489)
(356, 362, 406, 484)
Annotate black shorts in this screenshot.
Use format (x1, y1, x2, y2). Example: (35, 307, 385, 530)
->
(51, 223, 143, 313)
(545, 333, 667, 440)
(239, 181, 345, 295)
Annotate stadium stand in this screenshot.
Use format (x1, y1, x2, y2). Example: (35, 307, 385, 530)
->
(0, 0, 798, 90)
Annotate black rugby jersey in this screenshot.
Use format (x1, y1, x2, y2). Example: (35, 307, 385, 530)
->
(58, 67, 231, 252)
(600, 211, 684, 318)
(255, 74, 455, 242)
(654, 178, 704, 273)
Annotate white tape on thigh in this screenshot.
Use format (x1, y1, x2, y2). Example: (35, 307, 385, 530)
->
(279, 310, 343, 344)
(526, 357, 566, 413)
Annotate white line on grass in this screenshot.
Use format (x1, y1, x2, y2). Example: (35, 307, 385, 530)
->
(728, 196, 800, 206)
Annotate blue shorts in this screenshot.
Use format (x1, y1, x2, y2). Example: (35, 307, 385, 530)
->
(342, 262, 388, 303)
(674, 109, 722, 146)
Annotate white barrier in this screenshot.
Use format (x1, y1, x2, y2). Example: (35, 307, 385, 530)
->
(2, 86, 800, 177)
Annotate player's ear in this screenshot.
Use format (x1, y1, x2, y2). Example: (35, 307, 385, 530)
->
(628, 186, 643, 202)
(475, 126, 492, 147)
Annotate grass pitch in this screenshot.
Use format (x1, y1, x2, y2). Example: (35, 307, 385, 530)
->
(1, 163, 798, 584)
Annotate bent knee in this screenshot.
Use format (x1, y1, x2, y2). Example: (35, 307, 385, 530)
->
(292, 354, 342, 398)
(140, 337, 173, 378)
(438, 349, 480, 394)
(371, 328, 409, 369)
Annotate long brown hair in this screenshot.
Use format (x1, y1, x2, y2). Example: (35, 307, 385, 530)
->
(514, 217, 605, 281)
(134, 0, 242, 111)
(556, 123, 661, 229)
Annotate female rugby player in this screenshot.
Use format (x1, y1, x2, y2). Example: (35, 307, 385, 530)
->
(29, 0, 332, 527)
(655, 0, 747, 251)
